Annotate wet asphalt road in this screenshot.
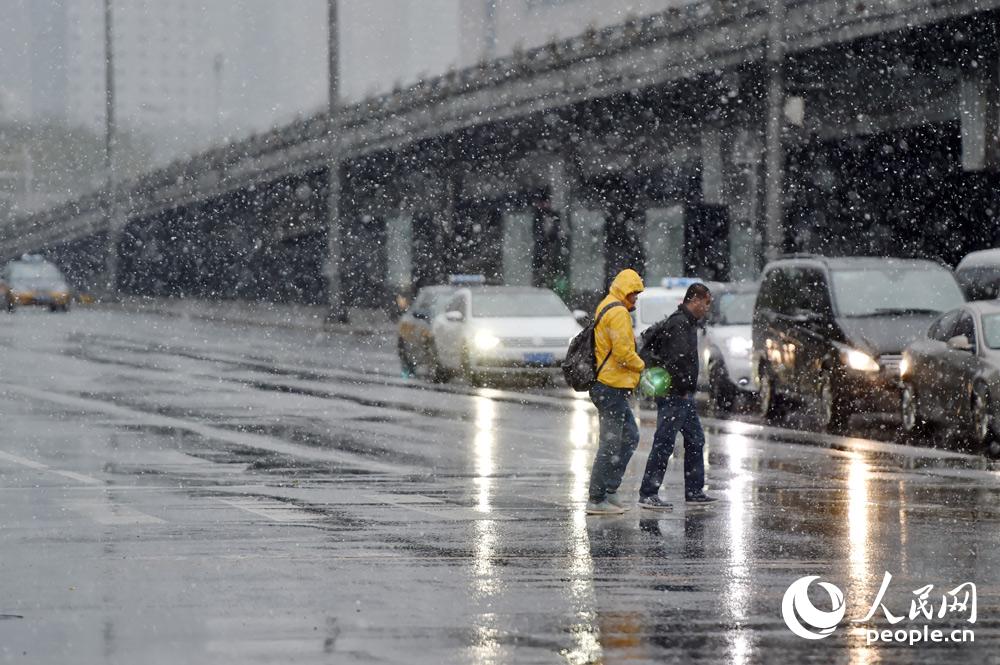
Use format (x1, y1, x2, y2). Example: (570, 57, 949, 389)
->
(2, 308, 1000, 664)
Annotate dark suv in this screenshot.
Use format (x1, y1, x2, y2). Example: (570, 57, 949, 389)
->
(751, 256, 966, 432)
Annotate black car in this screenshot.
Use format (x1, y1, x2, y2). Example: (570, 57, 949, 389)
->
(751, 256, 966, 433)
(900, 301, 1000, 456)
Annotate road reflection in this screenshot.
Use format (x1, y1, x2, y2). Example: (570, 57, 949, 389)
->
(565, 397, 603, 665)
(846, 451, 880, 665)
(723, 425, 754, 665)
(473, 394, 497, 513)
(470, 393, 501, 661)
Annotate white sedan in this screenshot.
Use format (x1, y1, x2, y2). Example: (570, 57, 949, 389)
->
(698, 282, 759, 411)
(633, 277, 707, 339)
(431, 286, 583, 384)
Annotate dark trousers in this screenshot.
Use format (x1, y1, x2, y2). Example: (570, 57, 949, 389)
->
(588, 382, 640, 503)
(640, 395, 706, 499)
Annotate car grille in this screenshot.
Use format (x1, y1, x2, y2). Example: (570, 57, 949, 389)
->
(879, 354, 902, 375)
(501, 337, 568, 349)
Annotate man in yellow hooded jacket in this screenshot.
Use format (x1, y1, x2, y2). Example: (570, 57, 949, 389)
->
(586, 268, 645, 515)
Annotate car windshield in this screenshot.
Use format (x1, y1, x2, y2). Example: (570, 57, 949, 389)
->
(715, 292, 756, 325)
(983, 314, 1000, 349)
(416, 289, 452, 314)
(830, 267, 965, 317)
(471, 291, 570, 318)
(9, 262, 66, 288)
(639, 293, 684, 324)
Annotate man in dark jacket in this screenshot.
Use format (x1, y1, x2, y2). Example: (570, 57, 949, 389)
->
(638, 282, 717, 508)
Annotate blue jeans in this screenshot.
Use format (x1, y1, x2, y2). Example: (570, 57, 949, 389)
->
(640, 396, 706, 499)
(588, 382, 640, 503)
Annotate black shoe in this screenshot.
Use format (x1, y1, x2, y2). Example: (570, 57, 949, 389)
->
(638, 495, 672, 511)
(685, 493, 718, 505)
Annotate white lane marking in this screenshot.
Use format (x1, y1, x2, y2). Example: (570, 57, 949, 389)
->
(0, 450, 102, 485)
(62, 497, 165, 525)
(0, 450, 48, 470)
(369, 495, 506, 522)
(219, 498, 324, 522)
(51, 470, 102, 485)
(1, 384, 405, 475)
(118, 450, 246, 476)
(374, 493, 445, 505)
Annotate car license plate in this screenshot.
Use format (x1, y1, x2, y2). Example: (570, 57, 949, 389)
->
(524, 352, 554, 365)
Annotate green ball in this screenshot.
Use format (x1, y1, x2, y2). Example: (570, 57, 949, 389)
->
(639, 367, 672, 398)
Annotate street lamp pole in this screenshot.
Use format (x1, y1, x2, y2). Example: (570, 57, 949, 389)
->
(103, 0, 119, 297)
(763, 0, 786, 264)
(326, 0, 348, 322)
(104, 0, 115, 181)
(328, 0, 339, 111)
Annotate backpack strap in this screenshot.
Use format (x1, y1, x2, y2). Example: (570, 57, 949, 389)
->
(593, 301, 625, 377)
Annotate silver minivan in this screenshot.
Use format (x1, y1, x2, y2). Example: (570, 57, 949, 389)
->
(956, 248, 1000, 301)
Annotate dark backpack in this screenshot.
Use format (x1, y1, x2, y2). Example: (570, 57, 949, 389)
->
(562, 301, 625, 391)
(638, 318, 669, 367)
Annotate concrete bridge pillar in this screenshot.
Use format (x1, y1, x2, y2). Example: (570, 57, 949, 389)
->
(543, 157, 574, 297)
(701, 126, 725, 206)
(398, 166, 453, 290)
(325, 161, 348, 323)
(728, 127, 764, 281)
(960, 44, 1000, 172)
(518, 152, 574, 294)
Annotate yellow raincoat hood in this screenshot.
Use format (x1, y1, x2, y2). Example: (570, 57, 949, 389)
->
(593, 269, 645, 388)
(607, 268, 644, 307)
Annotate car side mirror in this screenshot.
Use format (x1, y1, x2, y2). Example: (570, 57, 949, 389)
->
(573, 309, 589, 325)
(445, 310, 464, 323)
(947, 335, 973, 352)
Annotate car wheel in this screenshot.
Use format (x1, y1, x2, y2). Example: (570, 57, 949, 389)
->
(709, 364, 734, 414)
(970, 385, 991, 447)
(983, 434, 1000, 460)
(757, 365, 781, 422)
(900, 383, 926, 438)
(397, 339, 416, 375)
(460, 347, 481, 387)
(426, 344, 452, 383)
(818, 370, 850, 435)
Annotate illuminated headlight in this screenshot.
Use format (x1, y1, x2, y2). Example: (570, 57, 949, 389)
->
(844, 349, 879, 372)
(727, 336, 753, 358)
(474, 330, 501, 351)
(703, 348, 711, 365)
(899, 354, 911, 378)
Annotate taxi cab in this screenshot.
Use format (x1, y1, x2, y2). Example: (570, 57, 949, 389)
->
(431, 285, 582, 384)
(3, 255, 72, 312)
(633, 277, 706, 338)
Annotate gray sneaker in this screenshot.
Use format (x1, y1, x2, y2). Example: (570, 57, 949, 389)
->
(606, 492, 632, 511)
(585, 500, 626, 515)
(638, 495, 673, 511)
